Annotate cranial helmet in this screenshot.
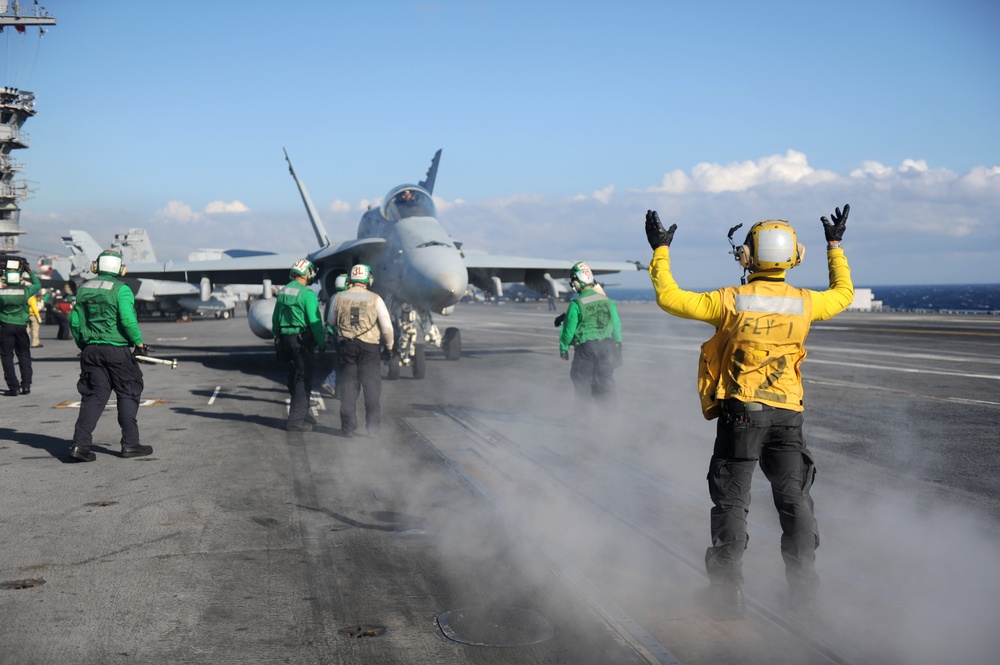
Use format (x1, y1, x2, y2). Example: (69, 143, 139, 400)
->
(4, 269, 20, 285)
(92, 249, 126, 276)
(734, 221, 804, 272)
(334, 273, 349, 292)
(570, 261, 595, 293)
(290, 258, 317, 283)
(349, 263, 373, 286)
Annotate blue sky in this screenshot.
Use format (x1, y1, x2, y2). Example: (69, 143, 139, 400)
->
(4, 0, 998, 289)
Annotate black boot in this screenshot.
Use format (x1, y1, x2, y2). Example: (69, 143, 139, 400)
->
(708, 583, 746, 621)
(68, 446, 96, 463)
(121, 444, 153, 458)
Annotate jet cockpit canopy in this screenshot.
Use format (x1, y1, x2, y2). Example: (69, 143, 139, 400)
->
(383, 185, 436, 222)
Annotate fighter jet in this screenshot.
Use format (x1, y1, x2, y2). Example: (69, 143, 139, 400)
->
(126, 149, 641, 379)
(47, 229, 247, 319)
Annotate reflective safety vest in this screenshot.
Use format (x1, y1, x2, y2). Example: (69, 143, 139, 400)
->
(335, 288, 381, 344)
(572, 291, 616, 344)
(699, 281, 813, 417)
(74, 276, 132, 346)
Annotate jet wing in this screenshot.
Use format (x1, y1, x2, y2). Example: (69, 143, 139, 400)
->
(125, 238, 388, 288)
(310, 237, 386, 266)
(126, 253, 302, 286)
(462, 251, 642, 285)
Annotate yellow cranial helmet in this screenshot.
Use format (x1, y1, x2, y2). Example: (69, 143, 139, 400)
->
(735, 220, 805, 272)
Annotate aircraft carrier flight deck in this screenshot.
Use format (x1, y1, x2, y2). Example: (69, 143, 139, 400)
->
(2, 303, 999, 665)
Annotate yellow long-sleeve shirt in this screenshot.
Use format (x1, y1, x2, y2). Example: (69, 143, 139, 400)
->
(649, 246, 854, 326)
(649, 246, 853, 414)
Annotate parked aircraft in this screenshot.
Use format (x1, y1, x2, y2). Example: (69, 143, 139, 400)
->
(45, 229, 247, 319)
(125, 149, 641, 378)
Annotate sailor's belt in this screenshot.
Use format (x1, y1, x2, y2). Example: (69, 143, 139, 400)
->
(720, 399, 776, 412)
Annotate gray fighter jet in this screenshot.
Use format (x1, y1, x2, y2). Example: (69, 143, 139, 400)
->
(126, 150, 641, 378)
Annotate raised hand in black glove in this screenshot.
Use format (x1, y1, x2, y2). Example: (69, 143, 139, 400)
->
(553, 312, 566, 328)
(132, 344, 150, 359)
(645, 210, 677, 249)
(821, 204, 850, 244)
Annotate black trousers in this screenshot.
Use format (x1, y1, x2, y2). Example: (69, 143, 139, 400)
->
(278, 334, 315, 427)
(0, 322, 31, 391)
(338, 338, 382, 433)
(72, 345, 144, 449)
(53, 311, 71, 339)
(570, 338, 616, 405)
(705, 400, 819, 592)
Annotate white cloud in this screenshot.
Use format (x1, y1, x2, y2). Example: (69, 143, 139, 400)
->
(328, 199, 352, 214)
(29, 151, 999, 288)
(439, 151, 1000, 287)
(204, 200, 250, 214)
(573, 184, 615, 204)
(957, 166, 1000, 197)
(433, 195, 465, 213)
(649, 150, 837, 193)
(154, 200, 200, 223)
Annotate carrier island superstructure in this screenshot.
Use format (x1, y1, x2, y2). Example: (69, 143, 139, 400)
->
(0, 1, 56, 253)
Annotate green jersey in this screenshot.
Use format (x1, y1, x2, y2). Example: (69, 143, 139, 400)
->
(559, 287, 622, 352)
(271, 280, 325, 348)
(70, 274, 144, 348)
(0, 272, 41, 325)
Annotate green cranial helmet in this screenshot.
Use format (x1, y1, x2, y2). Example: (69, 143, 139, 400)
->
(334, 273, 349, 292)
(348, 263, 373, 286)
(570, 261, 595, 292)
(92, 249, 125, 276)
(290, 258, 317, 283)
(4, 269, 21, 285)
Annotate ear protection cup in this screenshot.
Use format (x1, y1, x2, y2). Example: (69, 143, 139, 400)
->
(735, 244, 751, 269)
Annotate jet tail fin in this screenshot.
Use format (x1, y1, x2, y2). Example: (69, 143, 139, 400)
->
(63, 230, 103, 262)
(284, 147, 331, 248)
(419, 149, 442, 195)
(112, 228, 158, 264)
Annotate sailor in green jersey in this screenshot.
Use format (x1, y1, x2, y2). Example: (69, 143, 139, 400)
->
(68, 249, 152, 463)
(0, 259, 42, 396)
(558, 261, 623, 407)
(272, 259, 325, 432)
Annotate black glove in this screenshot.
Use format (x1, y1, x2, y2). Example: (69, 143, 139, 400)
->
(133, 344, 150, 359)
(821, 204, 849, 243)
(645, 210, 676, 249)
(560, 349, 569, 361)
(554, 312, 566, 327)
(381, 347, 392, 363)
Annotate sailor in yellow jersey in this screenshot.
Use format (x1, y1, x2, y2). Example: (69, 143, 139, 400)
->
(644, 204, 854, 619)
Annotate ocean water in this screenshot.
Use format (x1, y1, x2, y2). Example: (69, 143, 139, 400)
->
(604, 283, 1000, 313)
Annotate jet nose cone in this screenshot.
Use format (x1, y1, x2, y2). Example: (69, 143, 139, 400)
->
(430, 269, 468, 311)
